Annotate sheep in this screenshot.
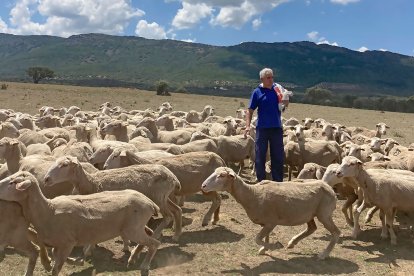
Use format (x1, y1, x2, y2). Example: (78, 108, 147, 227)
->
(190, 132, 255, 174)
(51, 140, 93, 163)
(17, 114, 36, 130)
(136, 117, 192, 145)
(17, 130, 49, 146)
(235, 108, 246, 119)
(347, 122, 389, 138)
(26, 143, 52, 156)
(201, 167, 340, 259)
(384, 138, 400, 155)
(284, 140, 341, 180)
(44, 156, 182, 241)
(104, 150, 226, 226)
(0, 171, 160, 275)
(0, 200, 52, 275)
(100, 120, 129, 142)
(0, 122, 20, 139)
(156, 115, 175, 131)
(321, 164, 359, 227)
(302, 118, 314, 128)
(283, 117, 300, 126)
(35, 115, 62, 129)
(208, 117, 238, 137)
(335, 156, 414, 244)
(297, 163, 326, 180)
(185, 105, 215, 123)
(347, 143, 373, 163)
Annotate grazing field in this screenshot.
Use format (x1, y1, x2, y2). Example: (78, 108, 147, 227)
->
(1, 81, 414, 276)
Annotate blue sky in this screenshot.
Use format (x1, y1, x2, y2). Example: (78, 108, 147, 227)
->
(0, 0, 413, 56)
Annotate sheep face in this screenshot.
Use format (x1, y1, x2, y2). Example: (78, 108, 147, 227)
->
(321, 164, 342, 186)
(0, 172, 35, 201)
(89, 146, 114, 164)
(103, 149, 125, 170)
(335, 156, 363, 178)
(201, 167, 235, 193)
(376, 123, 389, 135)
(297, 164, 318, 179)
(0, 122, 20, 138)
(44, 156, 78, 186)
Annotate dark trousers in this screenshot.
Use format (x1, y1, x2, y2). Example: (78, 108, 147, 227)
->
(255, 127, 284, 182)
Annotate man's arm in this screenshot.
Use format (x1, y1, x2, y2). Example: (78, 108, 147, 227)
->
(244, 108, 254, 138)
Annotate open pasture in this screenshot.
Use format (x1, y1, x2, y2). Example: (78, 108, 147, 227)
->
(0, 82, 414, 275)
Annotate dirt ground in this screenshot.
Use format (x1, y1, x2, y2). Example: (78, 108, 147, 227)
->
(1, 82, 414, 275)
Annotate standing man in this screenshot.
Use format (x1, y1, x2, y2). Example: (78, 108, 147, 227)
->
(244, 68, 290, 182)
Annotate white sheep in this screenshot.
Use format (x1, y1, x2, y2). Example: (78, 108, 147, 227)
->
(0, 200, 52, 275)
(335, 156, 414, 244)
(44, 156, 182, 241)
(0, 171, 160, 275)
(201, 167, 340, 259)
(104, 150, 226, 226)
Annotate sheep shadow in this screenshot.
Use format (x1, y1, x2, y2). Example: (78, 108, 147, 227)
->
(177, 225, 244, 246)
(70, 245, 194, 275)
(222, 256, 359, 275)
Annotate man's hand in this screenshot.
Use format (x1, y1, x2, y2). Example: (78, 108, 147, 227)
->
(244, 127, 250, 138)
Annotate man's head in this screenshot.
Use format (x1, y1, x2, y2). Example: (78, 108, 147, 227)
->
(259, 68, 274, 88)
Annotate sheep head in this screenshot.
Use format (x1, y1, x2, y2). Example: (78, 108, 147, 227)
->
(0, 171, 37, 201)
(201, 167, 236, 193)
(335, 156, 363, 178)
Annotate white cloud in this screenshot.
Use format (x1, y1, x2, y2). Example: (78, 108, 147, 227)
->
(172, 2, 213, 29)
(135, 20, 167, 40)
(181, 38, 196, 43)
(357, 46, 369, 52)
(317, 40, 338, 46)
(172, 0, 289, 30)
(0, 17, 9, 32)
(307, 30, 338, 46)
(4, 0, 144, 37)
(252, 18, 261, 30)
(307, 31, 319, 41)
(330, 0, 360, 5)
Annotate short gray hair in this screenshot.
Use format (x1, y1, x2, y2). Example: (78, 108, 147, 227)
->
(259, 68, 273, 79)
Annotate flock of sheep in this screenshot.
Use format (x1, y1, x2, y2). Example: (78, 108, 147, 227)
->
(0, 102, 413, 275)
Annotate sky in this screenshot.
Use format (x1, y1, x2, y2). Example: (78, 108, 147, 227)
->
(0, 0, 413, 56)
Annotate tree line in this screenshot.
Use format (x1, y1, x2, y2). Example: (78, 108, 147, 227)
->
(297, 87, 414, 113)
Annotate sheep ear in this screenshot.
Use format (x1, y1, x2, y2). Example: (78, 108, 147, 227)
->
(386, 125, 390, 128)
(15, 179, 32, 191)
(409, 148, 413, 152)
(316, 166, 327, 180)
(120, 150, 127, 157)
(384, 156, 392, 160)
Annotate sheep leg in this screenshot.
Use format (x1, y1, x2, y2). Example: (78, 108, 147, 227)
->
(365, 206, 379, 223)
(255, 225, 276, 255)
(127, 226, 160, 276)
(342, 195, 357, 227)
(13, 238, 39, 276)
(127, 226, 153, 267)
(287, 219, 317, 249)
(83, 244, 95, 257)
(288, 165, 292, 181)
(51, 245, 74, 276)
(317, 215, 340, 260)
(385, 209, 397, 245)
(379, 209, 388, 239)
(152, 209, 172, 240)
(351, 200, 366, 238)
(201, 191, 221, 226)
(167, 198, 183, 241)
(27, 227, 52, 271)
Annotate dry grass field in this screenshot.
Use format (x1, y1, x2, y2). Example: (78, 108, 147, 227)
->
(1, 82, 414, 276)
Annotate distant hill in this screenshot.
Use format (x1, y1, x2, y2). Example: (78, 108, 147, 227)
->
(1, 33, 414, 97)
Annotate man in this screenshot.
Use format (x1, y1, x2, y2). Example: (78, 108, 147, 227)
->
(244, 68, 290, 182)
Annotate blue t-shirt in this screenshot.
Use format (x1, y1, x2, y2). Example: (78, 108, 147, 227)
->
(248, 84, 282, 128)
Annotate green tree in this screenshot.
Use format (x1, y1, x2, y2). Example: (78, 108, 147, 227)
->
(156, 80, 170, 96)
(26, 67, 55, 84)
(304, 87, 333, 104)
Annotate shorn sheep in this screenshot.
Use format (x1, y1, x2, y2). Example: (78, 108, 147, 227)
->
(0, 171, 160, 276)
(201, 167, 340, 259)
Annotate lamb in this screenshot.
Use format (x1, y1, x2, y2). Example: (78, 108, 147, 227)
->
(104, 150, 226, 226)
(44, 156, 182, 241)
(335, 156, 414, 244)
(0, 171, 160, 275)
(201, 167, 340, 259)
(0, 200, 52, 275)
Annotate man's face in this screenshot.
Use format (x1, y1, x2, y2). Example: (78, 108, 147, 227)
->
(261, 74, 273, 88)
